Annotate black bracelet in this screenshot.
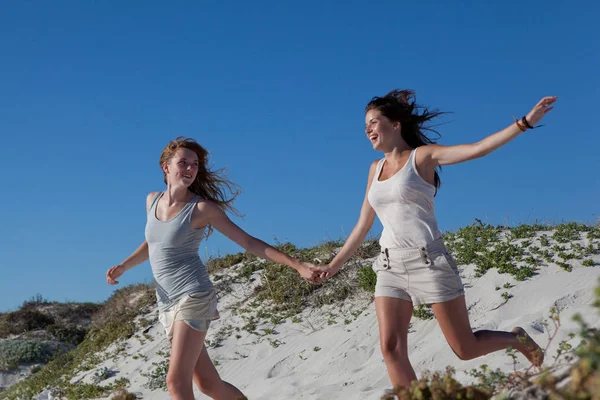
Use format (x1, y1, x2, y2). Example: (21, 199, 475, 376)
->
(521, 116, 534, 129)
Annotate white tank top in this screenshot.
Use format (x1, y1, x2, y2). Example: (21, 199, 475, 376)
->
(367, 148, 442, 249)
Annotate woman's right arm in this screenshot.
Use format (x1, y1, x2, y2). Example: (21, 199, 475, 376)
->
(117, 241, 149, 272)
(106, 192, 157, 285)
(319, 161, 379, 277)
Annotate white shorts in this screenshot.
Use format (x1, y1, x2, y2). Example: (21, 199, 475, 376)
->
(373, 238, 464, 306)
(158, 289, 220, 341)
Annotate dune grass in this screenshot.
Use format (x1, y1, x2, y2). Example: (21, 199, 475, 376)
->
(0, 284, 155, 400)
(1, 221, 598, 399)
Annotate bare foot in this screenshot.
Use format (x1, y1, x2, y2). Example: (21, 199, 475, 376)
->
(512, 327, 544, 367)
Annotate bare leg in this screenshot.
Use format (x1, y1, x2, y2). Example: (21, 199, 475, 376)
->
(375, 296, 417, 388)
(192, 345, 247, 400)
(431, 295, 543, 366)
(167, 321, 206, 400)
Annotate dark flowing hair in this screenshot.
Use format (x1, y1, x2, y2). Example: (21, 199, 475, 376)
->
(366, 89, 447, 191)
(159, 136, 242, 237)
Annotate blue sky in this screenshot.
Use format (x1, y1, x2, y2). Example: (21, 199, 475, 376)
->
(1, 1, 598, 312)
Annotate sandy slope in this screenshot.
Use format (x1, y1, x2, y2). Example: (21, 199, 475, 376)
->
(61, 245, 600, 400)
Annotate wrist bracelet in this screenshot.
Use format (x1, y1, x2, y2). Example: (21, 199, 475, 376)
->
(521, 116, 534, 129)
(514, 117, 527, 132)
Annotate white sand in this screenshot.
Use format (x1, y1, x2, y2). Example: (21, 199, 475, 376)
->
(59, 243, 600, 400)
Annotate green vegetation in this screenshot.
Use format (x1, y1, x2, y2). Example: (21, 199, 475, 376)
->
(0, 284, 155, 400)
(412, 305, 435, 320)
(1, 221, 598, 400)
(0, 340, 56, 370)
(381, 277, 600, 399)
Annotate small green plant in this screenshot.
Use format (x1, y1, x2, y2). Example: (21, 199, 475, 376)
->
(358, 265, 377, 293)
(142, 359, 169, 390)
(552, 244, 567, 253)
(539, 249, 554, 263)
(582, 259, 595, 267)
(268, 339, 284, 348)
(466, 363, 510, 393)
(412, 305, 434, 320)
(92, 366, 112, 383)
(585, 243, 596, 254)
(557, 251, 576, 261)
(557, 261, 573, 272)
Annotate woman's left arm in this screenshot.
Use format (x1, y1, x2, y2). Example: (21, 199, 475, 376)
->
(425, 96, 557, 166)
(202, 202, 319, 282)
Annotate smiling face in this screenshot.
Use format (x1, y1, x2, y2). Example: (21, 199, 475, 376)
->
(162, 148, 199, 188)
(365, 108, 401, 151)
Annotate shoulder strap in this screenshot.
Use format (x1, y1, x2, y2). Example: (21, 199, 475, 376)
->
(374, 158, 385, 179)
(148, 192, 163, 213)
(410, 147, 419, 170)
(181, 194, 201, 217)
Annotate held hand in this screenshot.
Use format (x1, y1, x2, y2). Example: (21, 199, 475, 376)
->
(525, 96, 558, 127)
(308, 263, 340, 281)
(298, 261, 324, 285)
(106, 265, 125, 285)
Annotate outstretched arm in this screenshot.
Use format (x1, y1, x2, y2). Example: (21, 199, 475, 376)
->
(202, 202, 320, 283)
(424, 96, 557, 166)
(317, 160, 379, 277)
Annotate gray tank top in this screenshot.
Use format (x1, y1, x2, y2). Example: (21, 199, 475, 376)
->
(144, 192, 213, 310)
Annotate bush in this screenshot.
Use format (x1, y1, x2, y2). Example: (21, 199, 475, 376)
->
(91, 284, 155, 328)
(53, 302, 102, 325)
(256, 262, 316, 313)
(206, 251, 256, 274)
(110, 389, 139, 400)
(47, 324, 87, 346)
(358, 266, 377, 293)
(0, 284, 156, 400)
(381, 367, 491, 400)
(0, 310, 55, 337)
(535, 278, 600, 398)
(0, 339, 55, 370)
